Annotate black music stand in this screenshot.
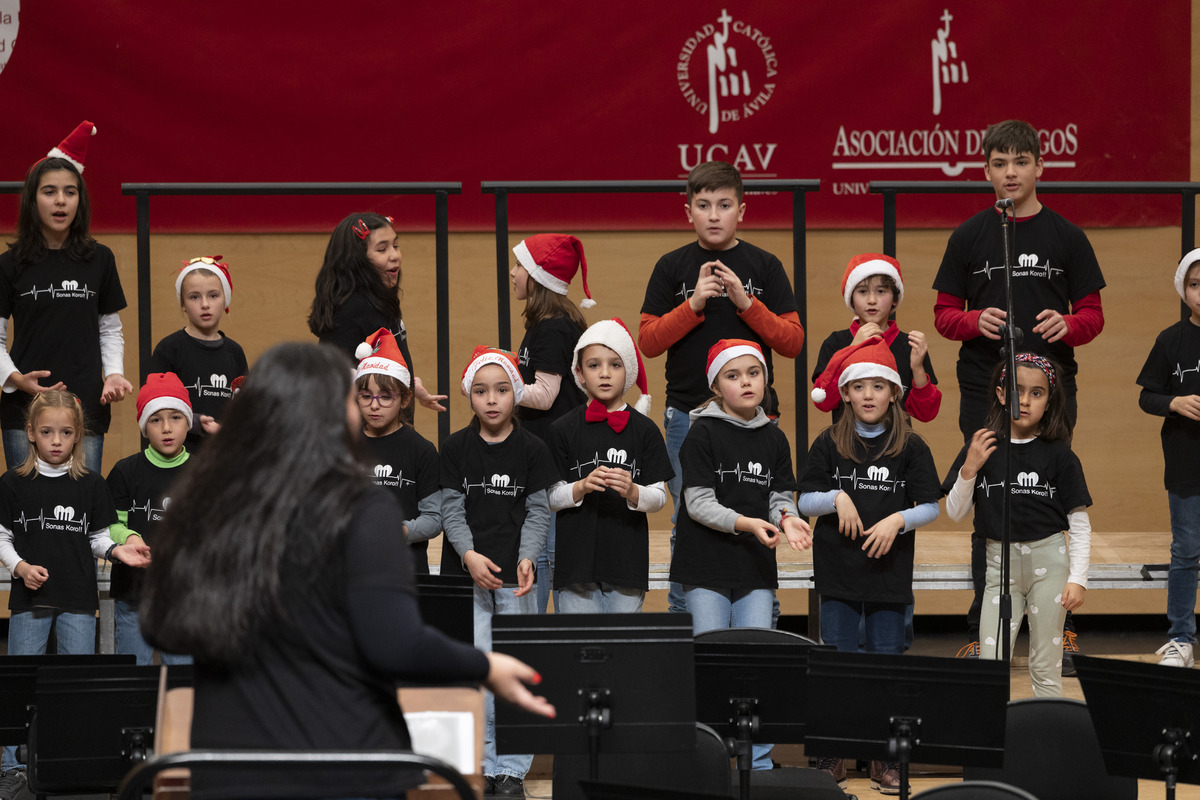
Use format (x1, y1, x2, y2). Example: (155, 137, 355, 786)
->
(494, 613, 695, 783)
(1075, 653, 1200, 800)
(26, 663, 165, 794)
(805, 650, 1009, 800)
(414, 573, 475, 645)
(694, 627, 832, 800)
(0, 655, 136, 749)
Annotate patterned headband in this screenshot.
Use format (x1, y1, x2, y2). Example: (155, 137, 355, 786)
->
(999, 353, 1057, 392)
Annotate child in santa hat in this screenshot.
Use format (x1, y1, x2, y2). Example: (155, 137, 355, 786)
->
(509, 232, 594, 614)
(543, 318, 673, 614)
(147, 256, 248, 454)
(669, 338, 812, 771)
(353, 328, 441, 574)
(799, 337, 942, 793)
(106, 373, 197, 666)
(0, 121, 133, 474)
(439, 346, 557, 797)
(811, 253, 941, 424)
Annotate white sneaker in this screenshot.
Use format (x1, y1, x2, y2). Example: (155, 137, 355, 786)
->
(1156, 640, 1195, 668)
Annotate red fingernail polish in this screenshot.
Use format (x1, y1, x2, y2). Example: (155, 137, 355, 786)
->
(533, 672, 543, 684)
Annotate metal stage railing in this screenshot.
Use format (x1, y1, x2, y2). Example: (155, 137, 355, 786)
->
(119, 182, 461, 443)
(482, 179, 821, 472)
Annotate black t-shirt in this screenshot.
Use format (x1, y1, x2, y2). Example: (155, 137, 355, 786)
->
(147, 329, 249, 451)
(941, 437, 1091, 541)
(189, 488, 489, 800)
(516, 315, 586, 441)
(360, 425, 441, 573)
(812, 325, 938, 424)
(670, 415, 796, 590)
(546, 405, 674, 589)
(317, 290, 412, 370)
(0, 468, 118, 613)
(641, 240, 798, 415)
(932, 206, 1105, 391)
(1137, 320, 1200, 496)
(106, 451, 186, 603)
(438, 426, 556, 583)
(799, 429, 941, 604)
(0, 245, 127, 433)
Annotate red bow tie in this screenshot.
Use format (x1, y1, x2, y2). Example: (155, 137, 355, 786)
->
(585, 399, 629, 433)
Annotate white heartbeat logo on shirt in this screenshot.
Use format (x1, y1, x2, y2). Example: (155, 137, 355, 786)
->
(570, 450, 641, 481)
(20, 282, 98, 301)
(714, 461, 774, 484)
(976, 475, 1057, 498)
(831, 465, 905, 492)
(674, 277, 765, 302)
(1172, 360, 1200, 383)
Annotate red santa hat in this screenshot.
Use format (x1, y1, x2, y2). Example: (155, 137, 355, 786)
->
(840, 253, 904, 310)
(571, 318, 651, 414)
(461, 346, 525, 405)
(1176, 248, 1200, 301)
(705, 339, 768, 388)
(810, 336, 901, 409)
(136, 373, 194, 433)
(46, 120, 97, 173)
(513, 233, 596, 308)
(175, 256, 234, 313)
(355, 328, 411, 388)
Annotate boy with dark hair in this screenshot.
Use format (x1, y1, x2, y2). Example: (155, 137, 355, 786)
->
(932, 119, 1106, 669)
(640, 160, 804, 614)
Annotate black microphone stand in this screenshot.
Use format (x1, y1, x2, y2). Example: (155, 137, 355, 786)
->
(996, 198, 1020, 667)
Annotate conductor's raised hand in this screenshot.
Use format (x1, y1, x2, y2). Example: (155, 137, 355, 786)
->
(464, 550, 504, 591)
(413, 376, 448, 412)
(484, 651, 556, 719)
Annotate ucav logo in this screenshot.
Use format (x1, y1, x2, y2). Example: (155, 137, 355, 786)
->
(491, 474, 511, 488)
(60, 279, 78, 291)
(607, 448, 628, 464)
(746, 462, 763, 475)
(1018, 253, 1038, 268)
(53, 505, 75, 521)
(867, 465, 890, 481)
(374, 465, 393, 478)
(1017, 472, 1039, 486)
(210, 374, 228, 388)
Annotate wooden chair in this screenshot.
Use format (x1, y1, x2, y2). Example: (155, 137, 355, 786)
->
(150, 670, 484, 800)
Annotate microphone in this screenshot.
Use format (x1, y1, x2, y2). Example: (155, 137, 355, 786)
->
(995, 198, 1014, 210)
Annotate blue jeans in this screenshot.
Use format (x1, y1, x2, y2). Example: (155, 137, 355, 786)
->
(1167, 492, 1200, 644)
(535, 517, 559, 614)
(821, 597, 906, 655)
(664, 406, 692, 615)
(3, 427, 103, 473)
(556, 583, 644, 614)
(114, 599, 193, 666)
(684, 585, 775, 770)
(3, 609, 97, 771)
(474, 586, 536, 780)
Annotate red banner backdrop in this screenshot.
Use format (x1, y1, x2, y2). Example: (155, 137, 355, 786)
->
(0, 2, 1188, 232)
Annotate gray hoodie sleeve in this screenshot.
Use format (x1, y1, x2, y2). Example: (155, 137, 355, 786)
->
(682, 486, 740, 533)
(439, 487, 473, 566)
(768, 491, 799, 526)
(404, 492, 443, 544)
(518, 490, 551, 566)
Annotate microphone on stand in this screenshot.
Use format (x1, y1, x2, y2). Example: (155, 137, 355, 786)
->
(995, 198, 1014, 211)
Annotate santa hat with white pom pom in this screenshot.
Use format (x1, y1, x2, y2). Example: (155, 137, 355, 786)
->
(513, 233, 596, 309)
(572, 317, 651, 414)
(355, 328, 411, 388)
(46, 120, 97, 173)
(810, 336, 900, 411)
